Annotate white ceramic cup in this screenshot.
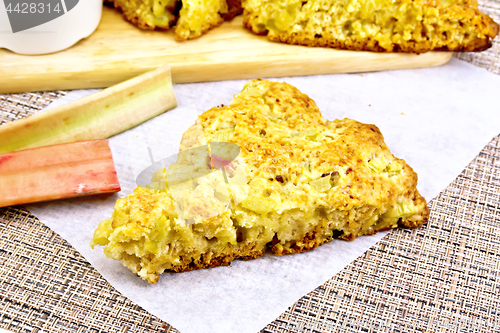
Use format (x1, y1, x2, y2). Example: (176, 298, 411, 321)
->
(0, 0, 102, 55)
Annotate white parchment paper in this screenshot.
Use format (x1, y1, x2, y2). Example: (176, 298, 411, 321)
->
(27, 58, 500, 333)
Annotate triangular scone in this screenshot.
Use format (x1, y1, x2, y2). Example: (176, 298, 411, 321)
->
(91, 80, 429, 283)
(106, 0, 243, 40)
(243, 0, 498, 53)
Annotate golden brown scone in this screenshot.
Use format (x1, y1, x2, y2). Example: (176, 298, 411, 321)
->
(106, 0, 242, 40)
(106, 0, 179, 30)
(91, 80, 429, 283)
(242, 0, 499, 53)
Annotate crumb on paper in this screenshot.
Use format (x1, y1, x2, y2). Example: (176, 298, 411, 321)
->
(401, 112, 406, 115)
(369, 104, 371, 107)
(76, 183, 86, 194)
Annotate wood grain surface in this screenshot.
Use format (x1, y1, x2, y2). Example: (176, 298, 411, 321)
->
(0, 6, 453, 93)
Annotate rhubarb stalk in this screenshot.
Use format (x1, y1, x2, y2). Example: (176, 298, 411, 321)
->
(0, 64, 177, 154)
(0, 140, 120, 207)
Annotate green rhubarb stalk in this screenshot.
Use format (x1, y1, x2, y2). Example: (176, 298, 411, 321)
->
(0, 64, 177, 154)
(0, 140, 120, 208)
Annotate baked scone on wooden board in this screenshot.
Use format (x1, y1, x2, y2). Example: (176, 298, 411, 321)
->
(105, 0, 497, 52)
(91, 80, 429, 284)
(243, 0, 499, 53)
(104, 0, 243, 40)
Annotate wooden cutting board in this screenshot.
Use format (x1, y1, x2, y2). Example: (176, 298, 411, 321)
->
(0, 6, 453, 94)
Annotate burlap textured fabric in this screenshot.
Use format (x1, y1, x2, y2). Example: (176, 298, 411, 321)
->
(1, 5, 499, 331)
